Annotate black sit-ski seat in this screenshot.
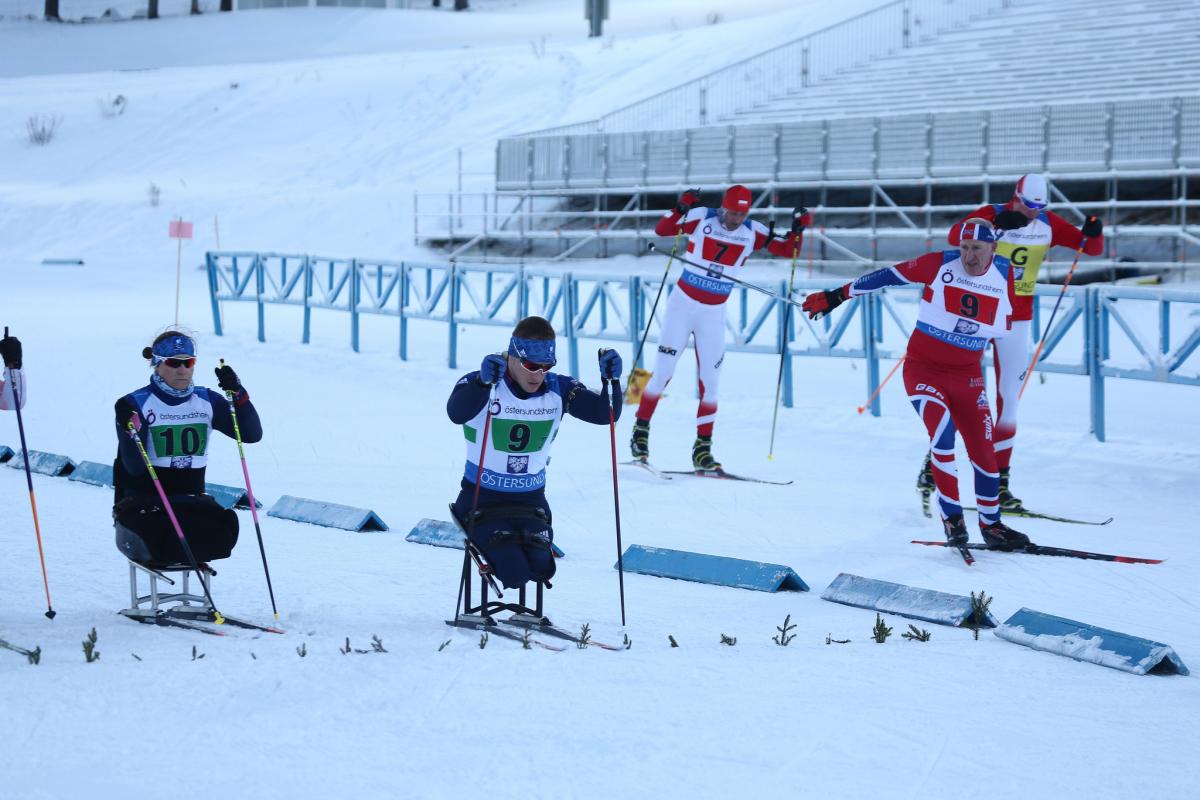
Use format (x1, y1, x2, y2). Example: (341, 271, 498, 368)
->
(446, 503, 550, 629)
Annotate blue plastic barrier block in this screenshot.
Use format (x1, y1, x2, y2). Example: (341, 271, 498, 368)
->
(994, 608, 1189, 676)
(205, 482, 263, 510)
(406, 518, 565, 557)
(6, 449, 76, 477)
(68, 461, 114, 488)
(821, 573, 998, 628)
(0, 444, 12, 463)
(267, 495, 388, 532)
(617, 544, 808, 592)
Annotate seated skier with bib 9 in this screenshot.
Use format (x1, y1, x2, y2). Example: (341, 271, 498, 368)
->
(447, 316, 623, 589)
(112, 331, 263, 566)
(801, 220, 1031, 550)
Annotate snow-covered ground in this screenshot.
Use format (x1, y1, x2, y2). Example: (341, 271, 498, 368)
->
(2, 4, 1199, 799)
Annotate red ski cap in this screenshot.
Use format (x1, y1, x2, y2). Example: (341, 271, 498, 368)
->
(722, 184, 752, 213)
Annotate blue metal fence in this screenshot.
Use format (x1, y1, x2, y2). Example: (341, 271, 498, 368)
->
(207, 252, 1200, 441)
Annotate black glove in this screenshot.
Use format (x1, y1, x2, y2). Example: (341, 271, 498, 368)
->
(674, 187, 701, 215)
(115, 397, 142, 433)
(993, 209, 1028, 231)
(791, 206, 812, 233)
(479, 353, 506, 385)
(214, 364, 241, 393)
(1080, 216, 1103, 238)
(598, 348, 623, 381)
(0, 335, 21, 369)
(802, 285, 849, 321)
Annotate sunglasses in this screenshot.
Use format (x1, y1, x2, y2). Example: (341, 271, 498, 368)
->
(518, 358, 554, 374)
(164, 357, 196, 369)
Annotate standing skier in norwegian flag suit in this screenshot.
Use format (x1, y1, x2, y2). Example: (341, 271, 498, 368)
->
(802, 219, 1031, 549)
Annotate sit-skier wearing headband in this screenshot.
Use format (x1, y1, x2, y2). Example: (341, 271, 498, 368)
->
(446, 316, 623, 590)
(801, 220, 1031, 550)
(112, 330, 262, 567)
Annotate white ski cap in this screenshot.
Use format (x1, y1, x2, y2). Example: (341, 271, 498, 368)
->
(1014, 174, 1049, 210)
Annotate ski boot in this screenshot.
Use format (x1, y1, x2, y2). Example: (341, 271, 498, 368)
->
(942, 514, 969, 546)
(980, 520, 1031, 550)
(630, 419, 650, 462)
(917, 452, 935, 518)
(692, 435, 723, 472)
(998, 468, 1025, 512)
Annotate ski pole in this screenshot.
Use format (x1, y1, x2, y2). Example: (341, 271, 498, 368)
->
(218, 359, 277, 619)
(600, 348, 626, 627)
(857, 356, 906, 414)
(1018, 222, 1094, 400)
(3, 328, 55, 620)
(632, 227, 683, 370)
(646, 243, 808, 311)
(768, 235, 802, 460)
(455, 373, 503, 618)
(124, 413, 224, 624)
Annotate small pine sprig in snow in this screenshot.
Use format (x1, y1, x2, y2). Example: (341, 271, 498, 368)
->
(773, 614, 797, 646)
(901, 624, 932, 642)
(968, 590, 993, 641)
(668, 635, 679, 648)
(576, 623, 591, 649)
(826, 634, 850, 645)
(719, 634, 737, 646)
(191, 645, 205, 661)
(296, 643, 307, 657)
(438, 640, 451, 652)
(479, 632, 489, 650)
(871, 613, 893, 644)
(82, 628, 100, 663)
(521, 629, 533, 650)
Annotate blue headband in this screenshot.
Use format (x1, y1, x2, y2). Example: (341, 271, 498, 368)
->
(508, 336, 556, 366)
(150, 334, 196, 365)
(956, 222, 997, 244)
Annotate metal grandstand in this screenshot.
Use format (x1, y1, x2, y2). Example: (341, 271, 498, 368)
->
(415, 0, 1200, 273)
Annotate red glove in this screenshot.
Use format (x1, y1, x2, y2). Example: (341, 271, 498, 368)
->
(791, 206, 812, 233)
(802, 285, 849, 320)
(674, 187, 701, 215)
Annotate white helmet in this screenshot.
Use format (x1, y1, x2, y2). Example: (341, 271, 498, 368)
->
(1014, 174, 1049, 210)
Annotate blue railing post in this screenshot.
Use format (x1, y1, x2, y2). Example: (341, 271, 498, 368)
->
(628, 275, 641, 360)
(399, 263, 408, 361)
(1160, 300, 1171, 354)
(566, 275, 580, 379)
(207, 253, 223, 336)
(518, 265, 529, 318)
(448, 264, 458, 370)
(301, 257, 312, 344)
(350, 259, 361, 353)
(864, 294, 881, 416)
(1087, 287, 1106, 442)
(255, 254, 266, 343)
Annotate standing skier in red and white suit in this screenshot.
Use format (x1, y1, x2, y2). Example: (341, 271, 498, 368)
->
(917, 174, 1105, 510)
(802, 219, 1031, 549)
(630, 185, 810, 471)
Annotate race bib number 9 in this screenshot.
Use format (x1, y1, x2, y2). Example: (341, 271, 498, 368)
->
(490, 418, 555, 454)
(943, 286, 999, 325)
(151, 423, 208, 458)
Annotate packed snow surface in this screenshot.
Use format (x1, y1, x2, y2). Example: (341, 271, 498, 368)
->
(2, 4, 1199, 799)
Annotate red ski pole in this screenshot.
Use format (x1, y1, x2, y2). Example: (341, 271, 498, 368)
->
(219, 359, 277, 619)
(3, 327, 55, 620)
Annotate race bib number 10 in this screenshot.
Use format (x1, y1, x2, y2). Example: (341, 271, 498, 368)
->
(151, 423, 208, 458)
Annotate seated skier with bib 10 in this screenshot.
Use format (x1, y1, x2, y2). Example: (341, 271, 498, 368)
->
(112, 331, 263, 566)
(801, 220, 1031, 550)
(447, 316, 622, 589)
